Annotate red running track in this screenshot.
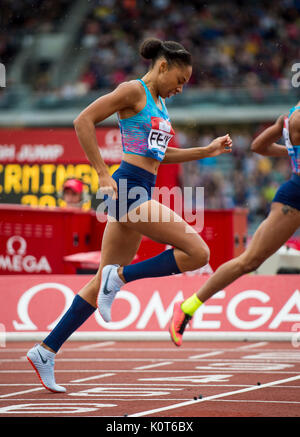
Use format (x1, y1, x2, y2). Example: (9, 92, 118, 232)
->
(0, 340, 300, 418)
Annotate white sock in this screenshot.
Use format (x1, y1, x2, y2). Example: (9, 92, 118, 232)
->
(110, 266, 125, 290)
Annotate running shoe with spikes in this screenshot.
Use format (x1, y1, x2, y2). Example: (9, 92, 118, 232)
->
(27, 344, 66, 393)
(169, 300, 192, 347)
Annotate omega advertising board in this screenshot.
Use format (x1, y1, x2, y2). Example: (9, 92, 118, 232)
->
(1, 275, 299, 342)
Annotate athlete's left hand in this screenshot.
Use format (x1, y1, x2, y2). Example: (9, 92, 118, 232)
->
(206, 134, 233, 157)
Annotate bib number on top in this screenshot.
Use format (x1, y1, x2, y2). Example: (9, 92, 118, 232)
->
(148, 117, 174, 154)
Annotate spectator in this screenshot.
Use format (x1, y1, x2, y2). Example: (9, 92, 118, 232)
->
(62, 178, 85, 208)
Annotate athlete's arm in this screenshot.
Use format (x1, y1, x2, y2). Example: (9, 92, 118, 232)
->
(162, 134, 232, 164)
(73, 81, 142, 196)
(250, 115, 288, 157)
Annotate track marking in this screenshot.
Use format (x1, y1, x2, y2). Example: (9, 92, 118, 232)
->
(1, 369, 299, 374)
(5, 356, 298, 363)
(71, 373, 115, 383)
(129, 374, 300, 417)
(237, 342, 269, 350)
(195, 361, 292, 371)
(1, 346, 296, 353)
(0, 403, 116, 414)
(6, 357, 298, 364)
(212, 399, 300, 404)
(0, 387, 44, 398)
(139, 374, 233, 383)
(77, 342, 116, 350)
(134, 362, 172, 370)
(242, 351, 300, 361)
(1, 398, 300, 403)
(1, 382, 299, 388)
(188, 351, 224, 359)
(0, 383, 251, 387)
(3, 353, 299, 365)
(68, 387, 182, 397)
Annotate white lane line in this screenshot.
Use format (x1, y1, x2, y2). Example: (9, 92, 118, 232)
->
(237, 342, 269, 350)
(1, 398, 300, 404)
(0, 369, 299, 375)
(0, 383, 250, 387)
(213, 399, 300, 404)
(4, 356, 292, 363)
(1, 346, 296, 353)
(71, 373, 115, 383)
(134, 362, 172, 370)
(129, 374, 300, 417)
(189, 351, 224, 359)
(1, 382, 299, 388)
(0, 388, 44, 398)
(77, 342, 116, 350)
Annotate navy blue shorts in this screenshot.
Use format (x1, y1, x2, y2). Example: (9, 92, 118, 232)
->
(105, 160, 157, 221)
(272, 173, 300, 211)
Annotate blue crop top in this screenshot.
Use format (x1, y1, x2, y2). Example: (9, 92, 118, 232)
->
(283, 105, 300, 174)
(118, 79, 175, 162)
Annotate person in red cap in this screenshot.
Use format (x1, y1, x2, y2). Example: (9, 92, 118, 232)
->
(62, 178, 84, 208)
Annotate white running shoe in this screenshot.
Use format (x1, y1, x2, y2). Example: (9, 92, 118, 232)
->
(27, 344, 66, 393)
(97, 264, 123, 322)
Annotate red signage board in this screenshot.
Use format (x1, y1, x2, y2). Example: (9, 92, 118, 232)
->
(0, 128, 180, 207)
(1, 275, 299, 339)
(0, 128, 123, 164)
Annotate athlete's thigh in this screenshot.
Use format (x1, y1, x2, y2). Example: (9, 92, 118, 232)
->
(99, 220, 142, 270)
(242, 202, 300, 261)
(122, 199, 207, 253)
(79, 220, 142, 306)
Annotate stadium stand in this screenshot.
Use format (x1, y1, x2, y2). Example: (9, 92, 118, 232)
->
(0, 0, 299, 232)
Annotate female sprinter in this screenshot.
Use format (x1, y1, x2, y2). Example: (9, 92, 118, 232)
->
(26, 37, 232, 392)
(169, 101, 300, 347)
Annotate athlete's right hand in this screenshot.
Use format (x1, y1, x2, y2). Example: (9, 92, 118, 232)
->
(98, 173, 118, 200)
(206, 134, 233, 157)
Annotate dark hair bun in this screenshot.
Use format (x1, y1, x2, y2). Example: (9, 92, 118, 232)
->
(139, 37, 192, 67)
(139, 38, 163, 60)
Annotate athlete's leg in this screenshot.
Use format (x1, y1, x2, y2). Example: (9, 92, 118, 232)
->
(120, 199, 210, 280)
(27, 220, 142, 391)
(79, 220, 142, 307)
(193, 202, 300, 304)
(97, 200, 210, 322)
(169, 202, 300, 346)
(40, 220, 141, 352)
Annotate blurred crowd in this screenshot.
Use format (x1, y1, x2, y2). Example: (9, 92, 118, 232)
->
(1, 0, 300, 93)
(179, 126, 292, 232)
(77, 0, 300, 92)
(0, 0, 73, 66)
(1, 0, 299, 231)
